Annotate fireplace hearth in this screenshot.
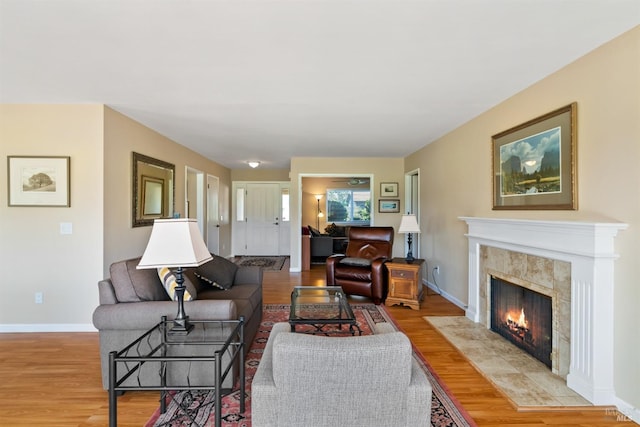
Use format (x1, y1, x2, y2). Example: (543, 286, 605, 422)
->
(490, 276, 552, 368)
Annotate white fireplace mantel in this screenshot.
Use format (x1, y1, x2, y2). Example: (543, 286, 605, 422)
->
(460, 217, 627, 406)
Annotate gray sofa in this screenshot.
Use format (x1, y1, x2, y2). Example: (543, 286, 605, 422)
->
(92, 255, 263, 389)
(252, 322, 432, 427)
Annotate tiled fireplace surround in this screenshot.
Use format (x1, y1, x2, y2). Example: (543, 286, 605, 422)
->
(460, 217, 627, 406)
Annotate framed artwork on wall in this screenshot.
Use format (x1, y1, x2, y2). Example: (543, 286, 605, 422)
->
(378, 199, 400, 213)
(7, 156, 71, 207)
(380, 182, 398, 197)
(492, 103, 577, 210)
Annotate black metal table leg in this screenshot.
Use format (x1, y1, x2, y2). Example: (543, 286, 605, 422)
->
(108, 351, 117, 427)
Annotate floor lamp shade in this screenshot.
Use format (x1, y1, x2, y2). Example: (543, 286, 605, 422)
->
(137, 218, 212, 335)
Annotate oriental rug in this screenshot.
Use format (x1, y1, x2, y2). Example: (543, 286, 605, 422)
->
(146, 304, 476, 427)
(233, 256, 287, 271)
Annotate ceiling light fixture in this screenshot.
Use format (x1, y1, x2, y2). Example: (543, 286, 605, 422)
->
(248, 161, 260, 168)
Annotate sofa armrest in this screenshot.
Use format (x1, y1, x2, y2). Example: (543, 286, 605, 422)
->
(234, 265, 263, 286)
(373, 322, 397, 335)
(97, 279, 118, 305)
(251, 323, 290, 427)
(92, 299, 237, 331)
(407, 358, 433, 426)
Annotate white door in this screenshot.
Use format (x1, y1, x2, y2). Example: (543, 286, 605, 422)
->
(245, 183, 280, 255)
(207, 175, 220, 254)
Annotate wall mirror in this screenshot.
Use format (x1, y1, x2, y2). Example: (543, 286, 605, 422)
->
(132, 152, 175, 227)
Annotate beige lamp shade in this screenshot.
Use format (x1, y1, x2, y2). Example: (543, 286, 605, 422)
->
(137, 218, 213, 269)
(398, 214, 421, 234)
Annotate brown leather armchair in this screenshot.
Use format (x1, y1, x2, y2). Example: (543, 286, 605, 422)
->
(325, 227, 394, 305)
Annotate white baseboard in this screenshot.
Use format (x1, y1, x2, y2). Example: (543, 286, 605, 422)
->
(613, 397, 639, 425)
(424, 280, 468, 311)
(0, 324, 96, 333)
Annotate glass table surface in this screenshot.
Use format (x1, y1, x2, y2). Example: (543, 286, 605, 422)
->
(289, 286, 361, 335)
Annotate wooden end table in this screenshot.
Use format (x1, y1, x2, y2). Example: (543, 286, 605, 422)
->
(386, 258, 425, 310)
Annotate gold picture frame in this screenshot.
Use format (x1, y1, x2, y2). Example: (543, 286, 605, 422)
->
(492, 103, 577, 210)
(132, 152, 175, 227)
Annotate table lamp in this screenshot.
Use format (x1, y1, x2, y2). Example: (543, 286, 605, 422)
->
(398, 214, 421, 262)
(137, 218, 212, 335)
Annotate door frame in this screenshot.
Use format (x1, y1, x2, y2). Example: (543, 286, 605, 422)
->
(403, 168, 421, 258)
(296, 173, 375, 271)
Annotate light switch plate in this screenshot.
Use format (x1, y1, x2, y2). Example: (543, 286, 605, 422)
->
(60, 222, 73, 235)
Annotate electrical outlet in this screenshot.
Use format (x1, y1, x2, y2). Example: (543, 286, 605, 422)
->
(435, 266, 440, 275)
(35, 292, 43, 304)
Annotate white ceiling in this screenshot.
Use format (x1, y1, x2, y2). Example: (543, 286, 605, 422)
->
(1, 1, 638, 170)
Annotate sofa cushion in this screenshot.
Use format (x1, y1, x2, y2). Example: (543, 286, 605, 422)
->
(157, 267, 197, 301)
(109, 258, 169, 302)
(194, 255, 238, 290)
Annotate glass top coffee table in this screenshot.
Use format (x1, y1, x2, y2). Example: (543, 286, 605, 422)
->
(289, 286, 362, 335)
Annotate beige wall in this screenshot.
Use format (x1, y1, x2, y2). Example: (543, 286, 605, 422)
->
(231, 168, 290, 182)
(290, 157, 406, 271)
(0, 105, 234, 329)
(406, 26, 639, 409)
(0, 105, 104, 328)
(103, 107, 232, 274)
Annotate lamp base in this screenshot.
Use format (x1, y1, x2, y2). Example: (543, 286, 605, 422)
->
(405, 251, 415, 263)
(169, 316, 194, 336)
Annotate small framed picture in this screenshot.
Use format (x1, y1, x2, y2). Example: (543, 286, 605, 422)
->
(380, 182, 398, 197)
(378, 199, 400, 213)
(7, 156, 70, 207)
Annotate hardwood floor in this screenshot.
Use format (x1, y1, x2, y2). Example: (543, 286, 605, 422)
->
(0, 263, 629, 426)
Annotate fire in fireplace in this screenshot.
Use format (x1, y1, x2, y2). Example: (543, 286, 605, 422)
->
(490, 276, 552, 368)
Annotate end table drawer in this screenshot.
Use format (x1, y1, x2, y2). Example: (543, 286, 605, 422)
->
(391, 269, 415, 279)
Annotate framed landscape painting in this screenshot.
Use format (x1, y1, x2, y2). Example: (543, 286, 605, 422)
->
(492, 103, 577, 210)
(8, 156, 70, 207)
(380, 182, 398, 197)
(378, 199, 400, 213)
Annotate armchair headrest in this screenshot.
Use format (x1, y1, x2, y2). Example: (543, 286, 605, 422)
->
(348, 226, 394, 242)
(346, 226, 394, 259)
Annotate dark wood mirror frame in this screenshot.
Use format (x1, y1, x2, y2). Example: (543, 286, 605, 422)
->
(132, 152, 175, 227)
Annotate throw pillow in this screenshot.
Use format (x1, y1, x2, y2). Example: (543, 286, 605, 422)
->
(340, 257, 372, 267)
(307, 225, 322, 237)
(194, 255, 238, 290)
(157, 267, 197, 301)
(110, 257, 169, 302)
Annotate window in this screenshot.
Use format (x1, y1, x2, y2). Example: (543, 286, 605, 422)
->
(326, 188, 371, 225)
(281, 188, 290, 222)
(236, 187, 245, 221)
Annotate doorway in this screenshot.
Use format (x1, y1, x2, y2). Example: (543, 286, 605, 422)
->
(207, 174, 220, 254)
(232, 182, 290, 256)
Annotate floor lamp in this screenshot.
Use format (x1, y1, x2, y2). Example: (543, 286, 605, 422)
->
(315, 194, 324, 229)
(137, 218, 212, 335)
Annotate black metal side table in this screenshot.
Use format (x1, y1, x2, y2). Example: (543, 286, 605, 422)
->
(108, 316, 245, 427)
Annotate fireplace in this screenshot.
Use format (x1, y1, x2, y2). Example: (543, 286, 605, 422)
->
(460, 217, 627, 406)
(490, 276, 552, 368)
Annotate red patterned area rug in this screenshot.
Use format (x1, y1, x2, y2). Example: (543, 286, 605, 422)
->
(145, 303, 477, 427)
